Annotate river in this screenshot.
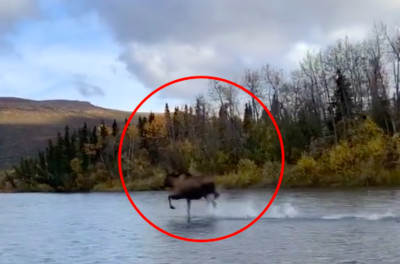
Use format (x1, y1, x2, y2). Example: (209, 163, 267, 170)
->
(1, 188, 399, 263)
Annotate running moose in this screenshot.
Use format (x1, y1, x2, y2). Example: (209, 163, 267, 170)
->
(164, 171, 220, 222)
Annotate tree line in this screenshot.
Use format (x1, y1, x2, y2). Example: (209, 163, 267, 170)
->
(4, 22, 400, 191)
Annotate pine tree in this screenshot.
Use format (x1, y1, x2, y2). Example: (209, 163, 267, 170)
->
(271, 92, 280, 121)
(138, 116, 147, 138)
(194, 97, 206, 140)
(64, 125, 75, 161)
(112, 119, 118, 137)
(64, 125, 70, 151)
(218, 103, 229, 148)
(173, 107, 181, 140)
(36, 150, 48, 183)
(90, 126, 98, 145)
(243, 103, 254, 133)
(148, 112, 155, 123)
(164, 103, 173, 140)
(100, 120, 108, 140)
(333, 69, 354, 122)
(183, 104, 190, 138)
(82, 122, 89, 143)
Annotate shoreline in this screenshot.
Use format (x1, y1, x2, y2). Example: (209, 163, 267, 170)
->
(2, 184, 400, 194)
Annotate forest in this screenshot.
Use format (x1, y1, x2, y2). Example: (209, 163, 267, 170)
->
(3, 23, 400, 192)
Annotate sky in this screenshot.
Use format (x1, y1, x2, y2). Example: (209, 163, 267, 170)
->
(1, 0, 400, 112)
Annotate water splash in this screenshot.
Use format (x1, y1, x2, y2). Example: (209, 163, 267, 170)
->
(322, 210, 396, 221)
(206, 200, 398, 221)
(264, 203, 299, 219)
(207, 200, 259, 219)
(206, 201, 299, 219)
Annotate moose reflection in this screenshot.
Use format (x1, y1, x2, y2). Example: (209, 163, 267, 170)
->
(164, 171, 220, 222)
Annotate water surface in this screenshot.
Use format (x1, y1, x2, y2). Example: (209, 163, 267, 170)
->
(1, 188, 400, 263)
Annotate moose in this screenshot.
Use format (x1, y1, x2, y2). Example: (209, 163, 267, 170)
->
(164, 171, 220, 222)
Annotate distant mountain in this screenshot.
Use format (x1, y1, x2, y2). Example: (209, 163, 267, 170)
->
(0, 97, 144, 169)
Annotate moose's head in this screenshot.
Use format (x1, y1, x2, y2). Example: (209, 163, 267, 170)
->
(164, 171, 192, 188)
(164, 172, 179, 188)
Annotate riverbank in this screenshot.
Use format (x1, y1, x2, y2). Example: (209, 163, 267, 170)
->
(2, 164, 400, 193)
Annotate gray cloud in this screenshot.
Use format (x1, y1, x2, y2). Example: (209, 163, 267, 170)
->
(0, 0, 39, 54)
(74, 75, 105, 97)
(80, 0, 400, 99)
(86, 0, 400, 44)
(0, 0, 39, 34)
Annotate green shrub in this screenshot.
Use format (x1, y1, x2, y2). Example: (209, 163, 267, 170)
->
(291, 155, 320, 186)
(126, 168, 165, 191)
(260, 161, 281, 186)
(216, 159, 261, 188)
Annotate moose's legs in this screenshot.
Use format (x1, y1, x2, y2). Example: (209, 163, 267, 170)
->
(212, 191, 219, 208)
(186, 199, 191, 222)
(168, 194, 184, 209)
(211, 198, 217, 208)
(168, 195, 192, 222)
(204, 194, 218, 208)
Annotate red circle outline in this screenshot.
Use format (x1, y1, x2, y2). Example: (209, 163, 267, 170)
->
(118, 75, 285, 243)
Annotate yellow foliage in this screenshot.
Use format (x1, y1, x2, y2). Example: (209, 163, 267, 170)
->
(324, 143, 355, 174)
(180, 139, 194, 154)
(320, 118, 386, 176)
(260, 161, 281, 185)
(70, 158, 82, 174)
(89, 167, 110, 183)
(144, 115, 166, 138)
(126, 125, 139, 139)
(297, 155, 318, 173)
(126, 169, 165, 191)
(75, 173, 93, 191)
(291, 118, 400, 187)
(292, 155, 320, 186)
(216, 159, 261, 188)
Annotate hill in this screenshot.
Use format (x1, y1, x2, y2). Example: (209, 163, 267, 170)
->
(0, 97, 143, 169)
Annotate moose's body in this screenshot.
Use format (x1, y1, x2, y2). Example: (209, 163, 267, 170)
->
(164, 172, 219, 221)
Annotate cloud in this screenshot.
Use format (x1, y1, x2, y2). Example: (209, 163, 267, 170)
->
(327, 26, 370, 43)
(285, 42, 322, 67)
(119, 41, 246, 98)
(84, 0, 400, 45)
(0, 0, 39, 54)
(0, 0, 39, 34)
(78, 0, 400, 99)
(3, 0, 400, 110)
(74, 74, 105, 97)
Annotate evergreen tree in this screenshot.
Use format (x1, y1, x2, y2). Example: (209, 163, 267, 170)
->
(243, 103, 255, 134)
(82, 122, 89, 143)
(173, 107, 181, 140)
(218, 103, 229, 149)
(64, 125, 75, 161)
(149, 112, 155, 123)
(112, 119, 118, 137)
(100, 120, 108, 140)
(164, 103, 173, 140)
(333, 69, 354, 122)
(90, 126, 98, 145)
(271, 92, 280, 121)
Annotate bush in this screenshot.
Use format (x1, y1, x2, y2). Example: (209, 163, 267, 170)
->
(216, 159, 261, 188)
(291, 155, 320, 186)
(288, 118, 400, 187)
(126, 168, 165, 191)
(260, 161, 281, 186)
(75, 173, 94, 191)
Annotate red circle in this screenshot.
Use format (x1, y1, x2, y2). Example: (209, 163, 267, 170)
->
(118, 75, 285, 243)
